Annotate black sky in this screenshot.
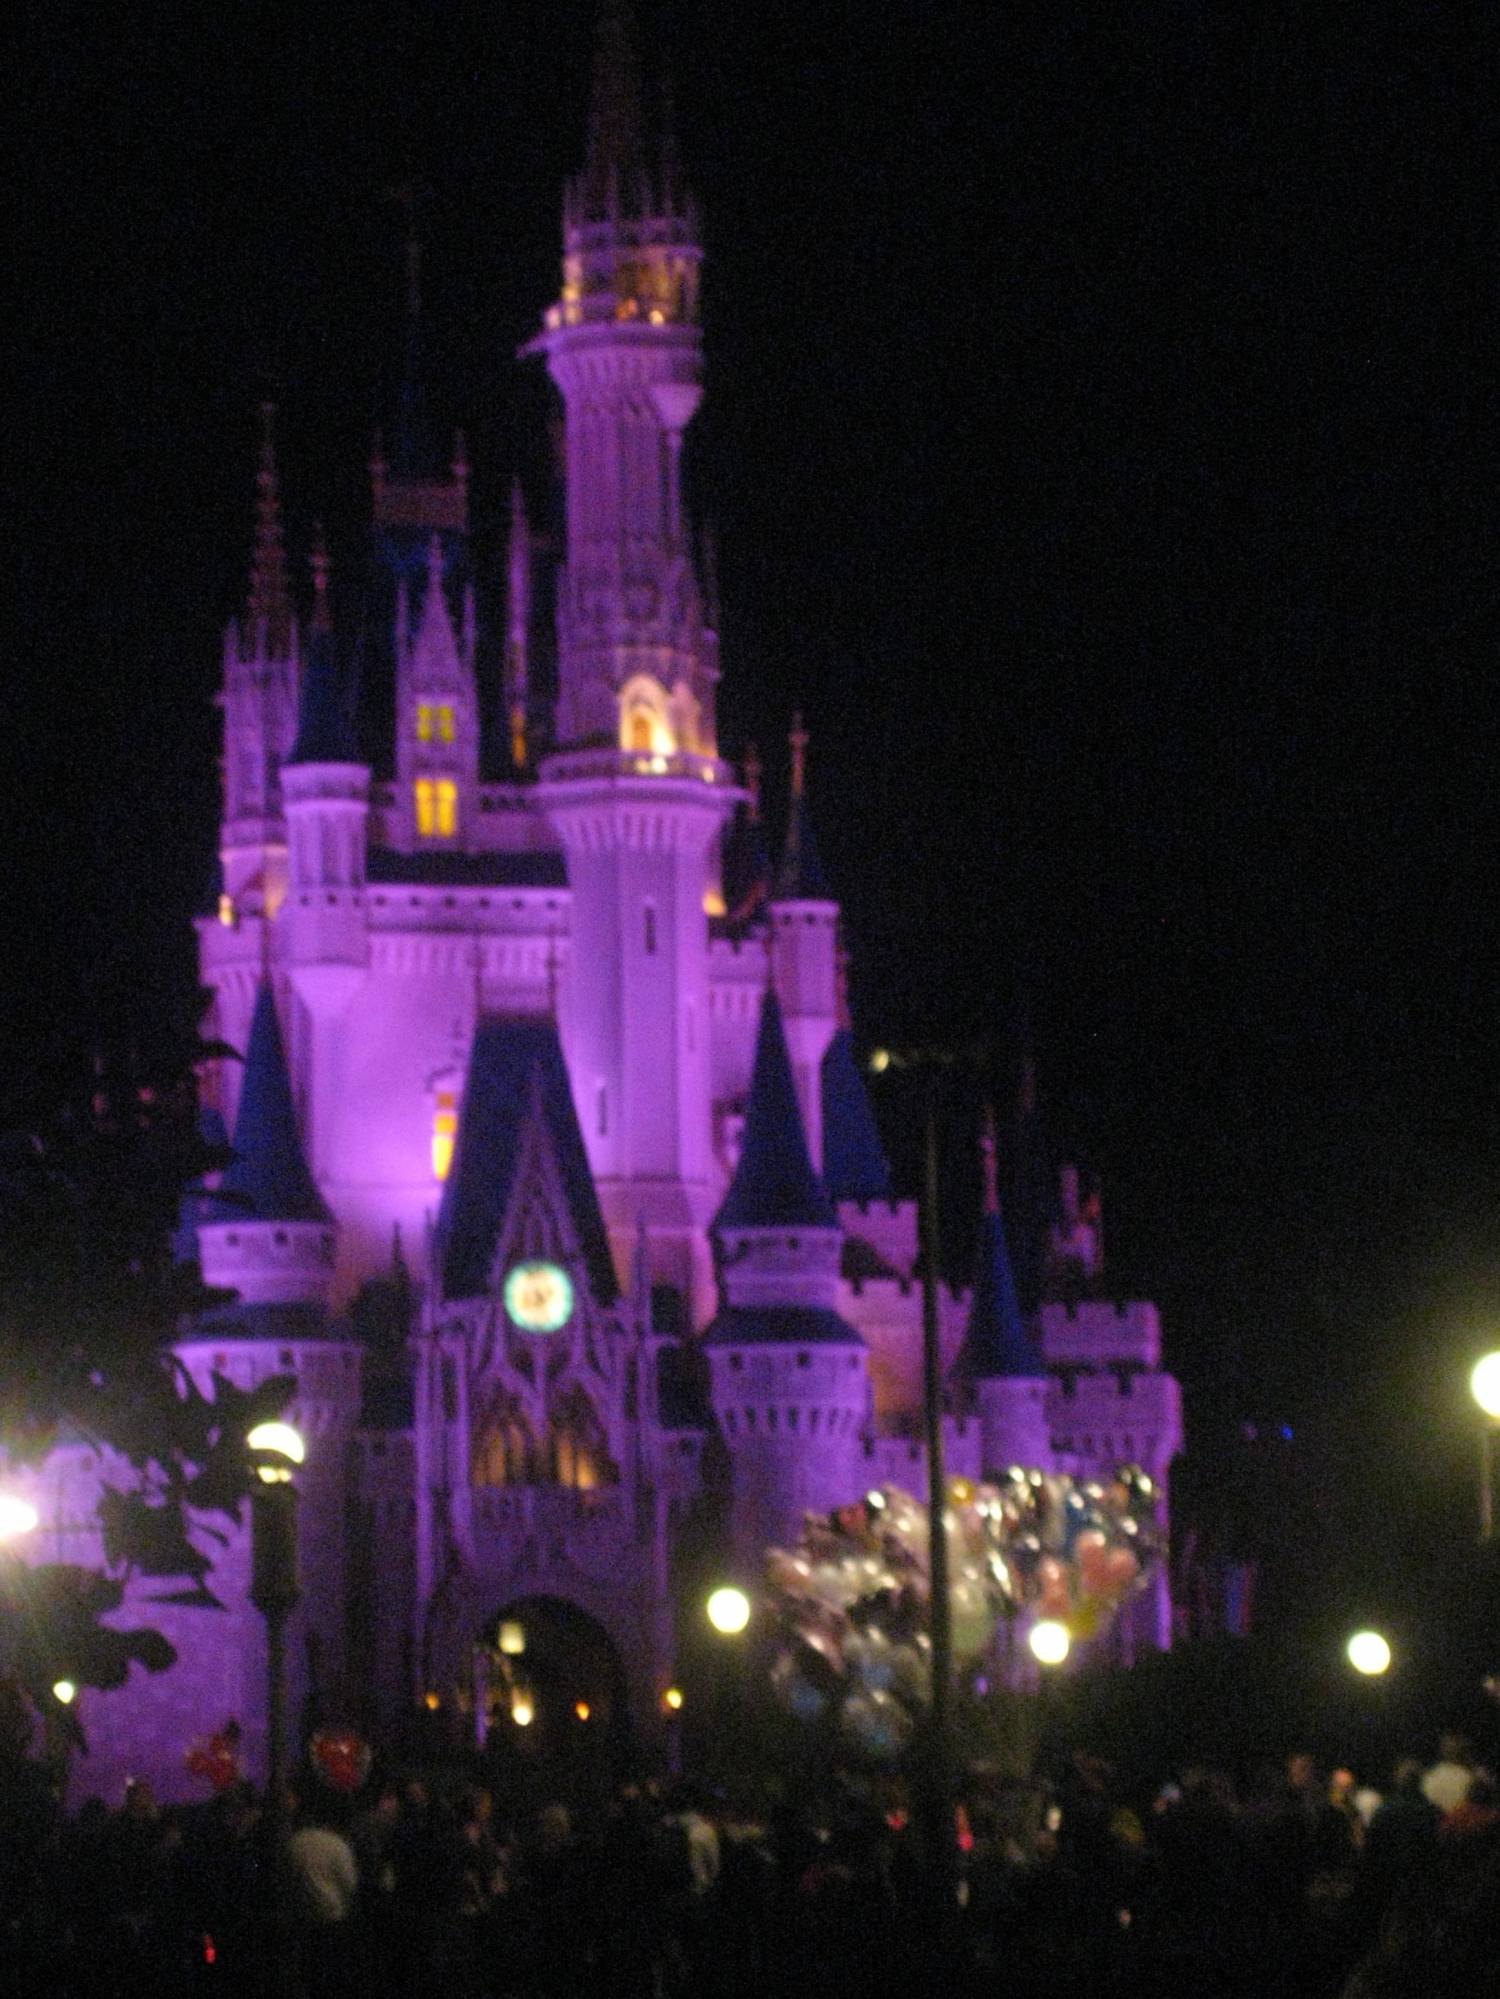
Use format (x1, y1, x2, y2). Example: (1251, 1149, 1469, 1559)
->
(5, 1, 1496, 1633)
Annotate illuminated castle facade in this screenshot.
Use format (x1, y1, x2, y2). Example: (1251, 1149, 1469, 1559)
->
(47, 11, 1182, 1797)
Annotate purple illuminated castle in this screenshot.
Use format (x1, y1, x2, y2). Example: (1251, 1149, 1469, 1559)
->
(38, 11, 1182, 1798)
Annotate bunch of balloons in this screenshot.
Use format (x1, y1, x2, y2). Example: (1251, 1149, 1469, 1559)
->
(762, 1467, 1161, 1758)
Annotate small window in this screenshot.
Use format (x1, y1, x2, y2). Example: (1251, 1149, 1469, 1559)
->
(796, 1352, 811, 1369)
(596, 1083, 608, 1138)
(643, 903, 657, 955)
(432, 1090, 459, 1181)
(415, 776, 459, 839)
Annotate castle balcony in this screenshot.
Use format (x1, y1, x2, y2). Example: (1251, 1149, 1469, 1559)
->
(541, 746, 729, 788)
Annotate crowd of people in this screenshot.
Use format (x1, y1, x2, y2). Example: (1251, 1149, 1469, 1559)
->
(1, 1732, 1498, 1998)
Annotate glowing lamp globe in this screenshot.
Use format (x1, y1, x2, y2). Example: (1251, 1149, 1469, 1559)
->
(1029, 1619, 1071, 1667)
(247, 1422, 305, 1483)
(663, 1686, 684, 1712)
(1346, 1630, 1392, 1677)
(706, 1586, 752, 1636)
(1471, 1353, 1500, 1421)
(511, 1696, 535, 1727)
(52, 1680, 77, 1706)
(497, 1620, 526, 1657)
(0, 1494, 39, 1540)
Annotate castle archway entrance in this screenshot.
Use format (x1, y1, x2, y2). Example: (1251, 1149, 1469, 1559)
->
(475, 1595, 631, 1804)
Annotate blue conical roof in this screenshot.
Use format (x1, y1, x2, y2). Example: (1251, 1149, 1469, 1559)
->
(957, 1205, 1045, 1380)
(211, 985, 330, 1224)
(715, 990, 836, 1231)
(289, 626, 361, 766)
(433, 1017, 617, 1304)
(820, 1029, 891, 1202)
(773, 793, 833, 901)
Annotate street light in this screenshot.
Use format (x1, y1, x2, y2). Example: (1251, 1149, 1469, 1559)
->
(1029, 1619, 1071, 1667)
(1346, 1630, 1392, 1677)
(247, 1420, 304, 1814)
(0, 1494, 39, 1541)
(52, 1679, 77, 1706)
(706, 1586, 751, 1636)
(1470, 1353, 1500, 1539)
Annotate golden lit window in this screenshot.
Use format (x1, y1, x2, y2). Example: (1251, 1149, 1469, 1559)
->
(432, 1090, 458, 1181)
(548, 1386, 618, 1492)
(472, 1396, 537, 1487)
(415, 777, 459, 838)
(416, 703, 456, 744)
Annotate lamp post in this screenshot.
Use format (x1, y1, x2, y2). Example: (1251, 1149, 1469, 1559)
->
(1470, 1354, 1500, 1540)
(247, 1421, 305, 1815)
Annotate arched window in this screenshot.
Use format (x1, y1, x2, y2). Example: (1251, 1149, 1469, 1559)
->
(472, 1394, 537, 1487)
(617, 675, 675, 757)
(547, 1386, 617, 1492)
(431, 1089, 459, 1181)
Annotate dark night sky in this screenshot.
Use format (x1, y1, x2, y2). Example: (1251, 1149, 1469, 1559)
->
(5, 1, 1496, 1634)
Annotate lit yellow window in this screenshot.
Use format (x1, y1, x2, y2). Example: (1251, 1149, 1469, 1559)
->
(416, 703, 455, 744)
(432, 1090, 458, 1181)
(415, 777, 458, 839)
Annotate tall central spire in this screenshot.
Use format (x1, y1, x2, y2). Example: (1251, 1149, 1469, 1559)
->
(576, 0, 647, 219)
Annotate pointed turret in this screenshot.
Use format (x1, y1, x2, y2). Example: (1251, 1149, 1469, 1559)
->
(288, 532, 360, 766)
(216, 983, 329, 1225)
(707, 989, 865, 1561)
(768, 714, 839, 1166)
(715, 990, 834, 1232)
(243, 402, 294, 659)
(196, 982, 337, 1309)
(960, 1110, 1051, 1478)
(774, 712, 833, 902)
(821, 945, 891, 1202)
(720, 743, 770, 929)
(282, 540, 371, 1020)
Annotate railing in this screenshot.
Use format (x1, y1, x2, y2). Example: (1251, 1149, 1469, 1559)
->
(538, 747, 730, 788)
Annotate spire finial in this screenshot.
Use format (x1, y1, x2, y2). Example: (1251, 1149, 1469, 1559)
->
(309, 522, 331, 633)
(980, 1104, 1001, 1216)
(743, 743, 762, 821)
(245, 402, 292, 653)
(789, 710, 809, 802)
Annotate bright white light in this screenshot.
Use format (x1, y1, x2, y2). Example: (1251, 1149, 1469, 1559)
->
(706, 1586, 751, 1636)
(497, 1620, 526, 1657)
(1029, 1619, 1071, 1667)
(247, 1422, 305, 1469)
(869, 1048, 892, 1075)
(511, 1696, 535, 1727)
(0, 1494, 39, 1541)
(1471, 1353, 1500, 1421)
(52, 1680, 77, 1706)
(663, 1686, 684, 1712)
(1346, 1630, 1392, 1677)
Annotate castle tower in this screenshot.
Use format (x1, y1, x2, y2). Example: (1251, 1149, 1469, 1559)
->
(532, 3, 733, 1316)
(768, 715, 840, 1170)
(280, 545, 371, 1180)
(504, 479, 532, 772)
(217, 404, 300, 921)
(955, 1111, 1051, 1475)
(181, 976, 361, 1776)
(706, 990, 868, 1561)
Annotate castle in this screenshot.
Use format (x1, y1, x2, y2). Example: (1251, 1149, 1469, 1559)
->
(31, 9, 1182, 1799)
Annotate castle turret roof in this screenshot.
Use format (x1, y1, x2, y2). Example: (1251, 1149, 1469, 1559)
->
(772, 711, 833, 901)
(288, 625, 360, 767)
(212, 984, 330, 1225)
(820, 1029, 891, 1202)
(434, 1017, 617, 1303)
(957, 1205, 1046, 1381)
(715, 989, 836, 1231)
